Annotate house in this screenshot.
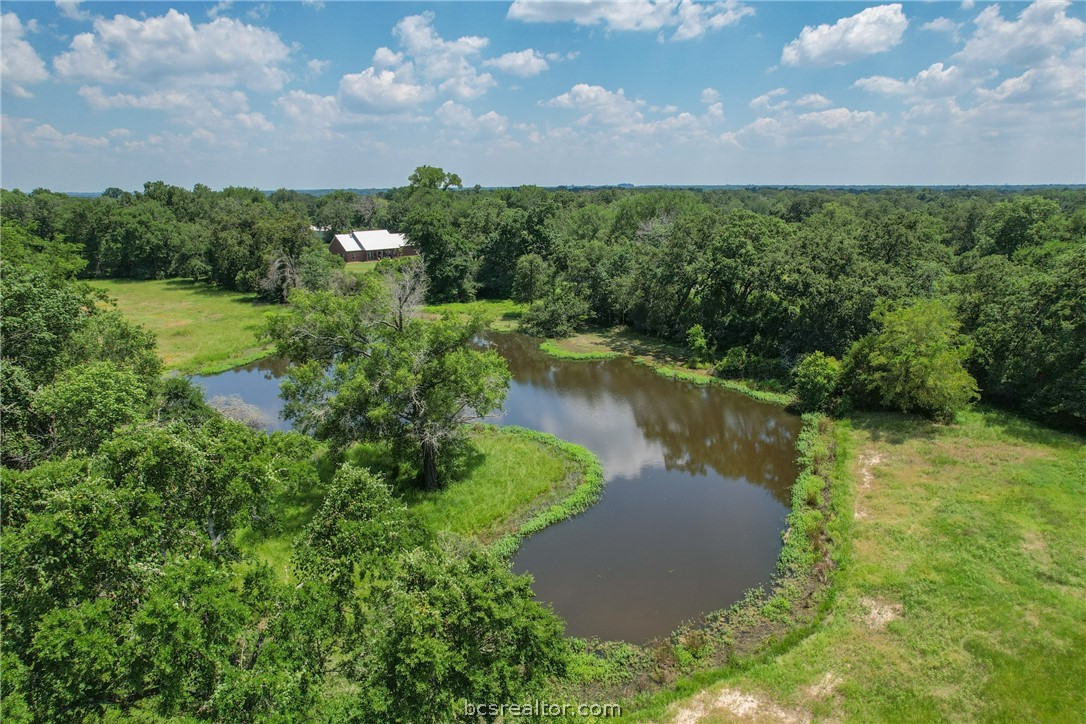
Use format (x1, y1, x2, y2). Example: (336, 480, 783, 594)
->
(328, 229, 417, 263)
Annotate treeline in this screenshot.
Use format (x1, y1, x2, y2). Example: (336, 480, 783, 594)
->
(3, 178, 1084, 429)
(0, 229, 567, 721)
(394, 181, 1085, 431)
(0, 183, 388, 301)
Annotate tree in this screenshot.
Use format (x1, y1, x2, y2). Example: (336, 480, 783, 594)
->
(267, 287, 510, 490)
(521, 281, 589, 338)
(353, 540, 568, 723)
(687, 324, 712, 366)
(791, 351, 841, 413)
(842, 300, 979, 421)
(31, 362, 148, 457)
(511, 253, 551, 303)
(294, 464, 414, 612)
(408, 165, 463, 191)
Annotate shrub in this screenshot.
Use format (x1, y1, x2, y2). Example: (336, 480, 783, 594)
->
(791, 351, 841, 413)
(686, 324, 712, 365)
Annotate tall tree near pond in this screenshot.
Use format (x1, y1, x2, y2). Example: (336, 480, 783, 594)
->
(265, 278, 510, 490)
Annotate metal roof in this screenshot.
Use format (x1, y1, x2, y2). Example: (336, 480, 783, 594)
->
(351, 229, 408, 251)
(334, 233, 361, 252)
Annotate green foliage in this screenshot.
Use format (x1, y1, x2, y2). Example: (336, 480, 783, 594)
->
(792, 351, 842, 413)
(0, 261, 96, 385)
(408, 165, 463, 191)
(521, 281, 589, 338)
(511, 252, 552, 303)
(844, 300, 979, 421)
(958, 246, 1086, 430)
(354, 540, 568, 723)
(31, 361, 147, 457)
(59, 309, 162, 388)
(294, 464, 413, 607)
(686, 323, 712, 365)
(269, 288, 511, 490)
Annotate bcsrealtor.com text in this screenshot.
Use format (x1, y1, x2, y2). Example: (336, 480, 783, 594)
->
(465, 701, 622, 718)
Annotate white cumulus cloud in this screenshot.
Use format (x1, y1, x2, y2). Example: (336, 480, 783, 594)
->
(53, 8, 293, 92)
(339, 66, 435, 111)
(508, 0, 753, 41)
(1, 13, 49, 98)
(484, 49, 549, 77)
(544, 83, 645, 126)
(955, 0, 1085, 67)
(781, 4, 908, 67)
(56, 1, 91, 22)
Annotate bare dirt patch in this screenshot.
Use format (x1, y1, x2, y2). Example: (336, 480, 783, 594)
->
(670, 687, 810, 724)
(803, 672, 842, 701)
(857, 451, 884, 490)
(859, 597, 903, 630)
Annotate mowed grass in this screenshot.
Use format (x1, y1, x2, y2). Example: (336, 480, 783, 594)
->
(238, 426, 580, 581)
(655, 408, 1086, 722)
(344, 260, 382, 276)
(89, 278, 274, 374)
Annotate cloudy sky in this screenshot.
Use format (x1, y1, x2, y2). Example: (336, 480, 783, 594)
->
(2, 1, 1083, 190)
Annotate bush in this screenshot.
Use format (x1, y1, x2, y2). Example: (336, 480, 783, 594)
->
(791, 351, 841, 412)
(686, 324, 712, 365)
(843, 300, 979, 421)
(714, 345, 790, 382)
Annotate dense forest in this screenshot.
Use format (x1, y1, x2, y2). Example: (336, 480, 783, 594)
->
(3, 176, 1083, 430)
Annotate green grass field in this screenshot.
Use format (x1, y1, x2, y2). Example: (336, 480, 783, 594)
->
(89, 278, 274, 374)
(648, 409, 1085, 722)
(400, 426, 581, 544)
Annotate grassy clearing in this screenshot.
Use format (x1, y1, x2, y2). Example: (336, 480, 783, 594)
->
(421, 299, 527, 332)
(88, 278, 273, 374)
(650, 408, 1086, 722)
(401, 426, 596, 547)
(539, 339, 620, 360)
(422, 299, 527, 331)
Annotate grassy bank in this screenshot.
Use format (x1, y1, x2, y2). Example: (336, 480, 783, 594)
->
(540, 326, 793, 406)
(648, 408, 1085, 722)
(89, 278, 273, 374)
(402, 426, 601, 550)
(237, 425, 599, 580)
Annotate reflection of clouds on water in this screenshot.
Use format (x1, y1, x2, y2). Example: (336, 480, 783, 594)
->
(489, 333, 799, 506)
(489, 382, 666, 481)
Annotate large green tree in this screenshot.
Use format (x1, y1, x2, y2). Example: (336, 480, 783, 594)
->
(266, 279, 510, 490)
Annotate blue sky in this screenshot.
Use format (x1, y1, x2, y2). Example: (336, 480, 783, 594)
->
(2, 1, 1083, 190)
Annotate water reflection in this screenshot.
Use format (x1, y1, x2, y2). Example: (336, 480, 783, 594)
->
(484, 334, 800, 642)
(191, 334, 801, 642)
(190, 357, 292, 432)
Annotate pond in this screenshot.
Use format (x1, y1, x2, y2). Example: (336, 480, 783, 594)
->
(192, 333, 801, 643)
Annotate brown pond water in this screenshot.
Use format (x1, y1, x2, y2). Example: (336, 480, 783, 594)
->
(192, 333, 800, 643)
